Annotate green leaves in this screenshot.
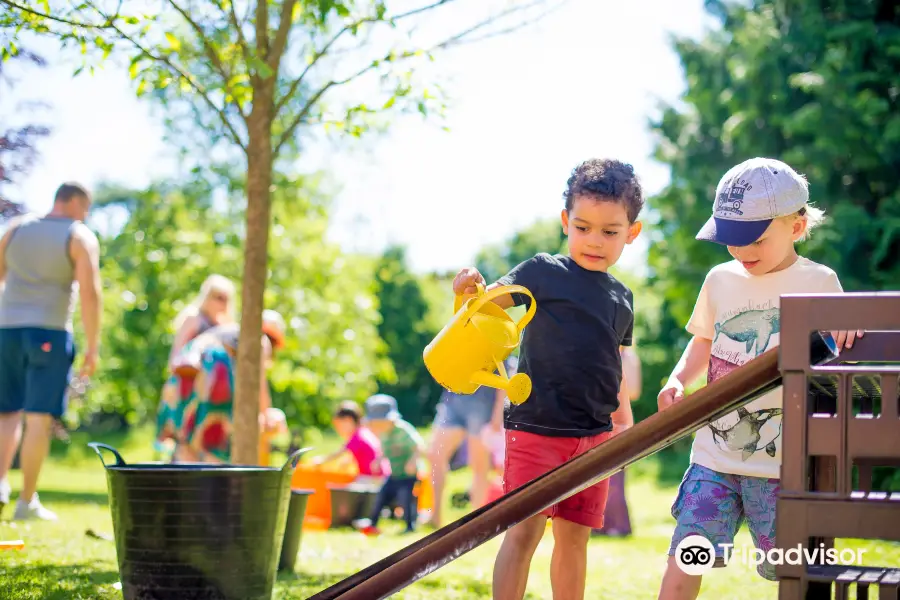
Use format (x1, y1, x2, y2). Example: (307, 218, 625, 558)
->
(164, 32, 181, 52)
(640, 0, 900, 441)
(83, 173, 392, 429)
(249, 55, 274, 79)
(373, 246, 445, 425)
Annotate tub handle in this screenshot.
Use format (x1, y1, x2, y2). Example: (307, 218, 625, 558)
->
(88, 442, 126, 467)
(282, 447, 312, 472)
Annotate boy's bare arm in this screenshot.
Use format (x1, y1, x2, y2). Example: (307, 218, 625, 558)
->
(611, 365, 634, 436)
(622, 347, 642, 400)
(657, 336, 712, 412)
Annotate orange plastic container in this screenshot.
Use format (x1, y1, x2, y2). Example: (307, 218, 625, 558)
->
(291, 463, 357, 530)
(0, 540, 24, 551)
(291, 461, 435, 530)
(415, 466, 434, 514)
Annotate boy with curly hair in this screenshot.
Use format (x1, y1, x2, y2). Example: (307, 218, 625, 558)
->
(452, 158, 643, 600)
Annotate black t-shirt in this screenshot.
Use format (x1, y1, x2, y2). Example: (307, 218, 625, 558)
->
(495, 253, 634, 437)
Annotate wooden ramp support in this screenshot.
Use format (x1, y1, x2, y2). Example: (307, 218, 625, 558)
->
(309, 331, 838, 600)
(777, 293, 900, 600)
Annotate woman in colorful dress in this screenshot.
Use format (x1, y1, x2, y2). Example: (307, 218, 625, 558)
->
(155, 275, 236, 456)
(158, 310, 287, 463)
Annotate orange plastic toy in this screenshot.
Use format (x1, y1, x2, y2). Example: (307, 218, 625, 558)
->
(291, 461, 435, 530)
(0, 540, 24, 550)
(291, 462, 358, 530)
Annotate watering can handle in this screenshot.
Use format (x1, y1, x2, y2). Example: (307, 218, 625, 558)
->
(88, 442, 126, 467)
(281, 447, 312, 472)
(466, 285, 537, 333)
(453, 283, 485, 314)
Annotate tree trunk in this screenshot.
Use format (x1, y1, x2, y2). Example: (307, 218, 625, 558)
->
(231, 100, 274, 465)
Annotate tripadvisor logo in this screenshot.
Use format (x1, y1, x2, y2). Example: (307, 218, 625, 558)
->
(674, 536, 866, 576)
(675, 536, 716, 576)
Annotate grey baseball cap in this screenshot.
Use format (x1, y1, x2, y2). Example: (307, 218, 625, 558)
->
(696, 157, 809, 247)
(364, 393, 401, 422)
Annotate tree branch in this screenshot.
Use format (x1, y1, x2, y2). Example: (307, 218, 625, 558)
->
(83, 2, 247, 152)
(255, 0, 269, 59)
(224, 0, 252, 65)
(274, 44, 421, 154)
(165, 0, 248, 121)
(268, 0, 297, 72)
(273, 0, 558, 155)
(0, 0, 114, 29)
(425, 0, 564, 51)
(273, 0, 459, 114)
(273, 81, 334, 155)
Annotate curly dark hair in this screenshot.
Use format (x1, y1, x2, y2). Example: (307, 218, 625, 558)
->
(563, 159, 643, 222)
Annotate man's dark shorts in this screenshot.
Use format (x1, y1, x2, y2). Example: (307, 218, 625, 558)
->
(0, 327, 76, 418)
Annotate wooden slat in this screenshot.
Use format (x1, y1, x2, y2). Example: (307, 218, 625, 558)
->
(838, 374, 852, 495)
(781, 372, 810, 493)
(883, 375, 899, 421)
(778, 578, 804, 600)
(880, 570, 900, 600)
(808, 416, 841, 456)
(777, 497, 900, 541)
(834, 569, 859, 600)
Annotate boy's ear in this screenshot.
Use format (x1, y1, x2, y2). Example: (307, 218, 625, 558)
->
(560, 209, 569, 235)
(626, 221, 643, 244)
(793, 215, 808, 240)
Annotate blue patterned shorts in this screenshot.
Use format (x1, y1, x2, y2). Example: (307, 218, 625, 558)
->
(667, 463, 780, 580)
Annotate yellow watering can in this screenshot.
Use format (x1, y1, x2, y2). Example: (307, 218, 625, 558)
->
(423, 284, 536, 405)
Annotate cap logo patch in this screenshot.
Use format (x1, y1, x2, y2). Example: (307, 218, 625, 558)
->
(716, 177, 753, 216)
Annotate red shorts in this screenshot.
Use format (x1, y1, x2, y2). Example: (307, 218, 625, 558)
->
(503, 429, 612, 529)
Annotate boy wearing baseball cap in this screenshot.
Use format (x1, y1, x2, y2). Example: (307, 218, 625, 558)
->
(357, 394, 425, 535)
(656, 158, 863, 599)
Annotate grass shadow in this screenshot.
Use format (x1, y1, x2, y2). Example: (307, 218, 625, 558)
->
(4, 563, 120, 600)
(276, 570, 356, 596)
(32, 489, 110, 506)
(415, 573, 542, 599)
(275, 571, 526, 600)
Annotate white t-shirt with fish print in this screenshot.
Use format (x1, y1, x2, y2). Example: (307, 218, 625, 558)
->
(686, 257, 843, 479)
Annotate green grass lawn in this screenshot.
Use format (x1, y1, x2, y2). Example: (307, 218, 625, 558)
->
(2, 428, 898, 599)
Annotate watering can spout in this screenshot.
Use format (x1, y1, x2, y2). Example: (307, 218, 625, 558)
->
(469, 369, 532, 405)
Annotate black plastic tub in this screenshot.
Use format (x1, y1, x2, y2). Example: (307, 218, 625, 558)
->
(89, 442, 307, 600)
(278, 489, 313, 572)
(327, 483, 379, 528)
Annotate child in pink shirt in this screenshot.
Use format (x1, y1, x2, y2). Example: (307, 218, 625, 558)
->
(315, 401, 387, 477)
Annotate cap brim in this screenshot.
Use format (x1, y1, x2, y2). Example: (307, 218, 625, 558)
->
(363, 412, 398, 422)
(696, 216, 773, 247)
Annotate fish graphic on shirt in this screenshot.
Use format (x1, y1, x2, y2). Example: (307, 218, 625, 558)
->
(714, 308, 780, 357)
(708, 407, 783, 461)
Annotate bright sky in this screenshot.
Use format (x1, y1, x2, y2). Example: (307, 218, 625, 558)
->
(7, 0, 713, 274)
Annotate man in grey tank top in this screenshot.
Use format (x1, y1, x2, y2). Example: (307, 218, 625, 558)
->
(0, 182, 102, 521)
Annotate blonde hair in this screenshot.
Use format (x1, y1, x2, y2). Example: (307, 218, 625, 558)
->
(783, 204, 826, 242)
(174, 274, 236, 330)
